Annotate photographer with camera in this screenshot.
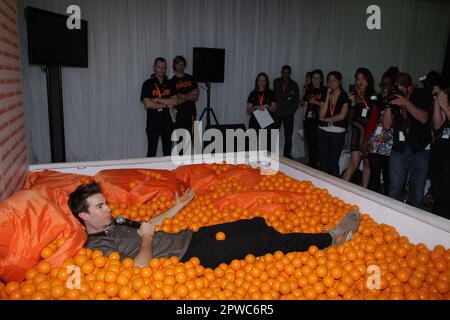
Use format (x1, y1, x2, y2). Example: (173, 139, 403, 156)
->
(430, 78, 450, 219)
(383, 72, 432, 209)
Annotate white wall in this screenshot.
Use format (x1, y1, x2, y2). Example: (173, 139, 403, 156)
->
(17, 0, 450, 164)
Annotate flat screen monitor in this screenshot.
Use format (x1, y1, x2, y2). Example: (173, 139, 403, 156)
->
(25, 6, 88, 67)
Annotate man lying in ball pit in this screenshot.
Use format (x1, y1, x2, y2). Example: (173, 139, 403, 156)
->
(68, 183, 360, 268)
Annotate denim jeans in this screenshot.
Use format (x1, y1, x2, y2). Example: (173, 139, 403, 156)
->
(388, 146, 430, 209)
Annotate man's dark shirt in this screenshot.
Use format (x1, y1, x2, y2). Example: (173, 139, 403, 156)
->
(170, 74, 198, 118)
(85, 224, 193, 260)
(140, 74, 177, 127)
(391, 88, 432, 153)
(273, 77, 300, 117)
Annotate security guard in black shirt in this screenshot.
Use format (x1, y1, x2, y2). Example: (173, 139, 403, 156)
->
(170, 56, 199, 140)
(141, 58, 182, 157)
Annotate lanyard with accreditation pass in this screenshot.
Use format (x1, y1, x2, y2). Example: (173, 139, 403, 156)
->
(154, 83, 164, 112)
(329, 93, 341, 116)
(154, 83, 163, 98)
(359, 93, 370, 117)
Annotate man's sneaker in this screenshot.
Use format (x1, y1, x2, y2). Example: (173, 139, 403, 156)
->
(328, 210, 360, 248)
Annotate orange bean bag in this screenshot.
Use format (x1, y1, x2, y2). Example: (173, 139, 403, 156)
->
(0, 190, 87, 283)
(23, 170, 93, 216)
(175, 164, 262, 194)
(94, 169, 185, 205)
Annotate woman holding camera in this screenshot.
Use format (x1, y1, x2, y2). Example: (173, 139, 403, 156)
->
(317, 71, 349, 177)
(342, 68, 376, 187)
(431, 87, 450, 219)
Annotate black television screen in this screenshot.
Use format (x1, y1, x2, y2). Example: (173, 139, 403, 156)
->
(25, 7, 88, 67)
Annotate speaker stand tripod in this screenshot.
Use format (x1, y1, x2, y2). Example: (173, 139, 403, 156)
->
(199, 82, 219, 128)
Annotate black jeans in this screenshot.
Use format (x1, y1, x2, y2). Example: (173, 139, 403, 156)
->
(304, 121, 319, 168)
(317, 129, 346, 177)
(368, 153, 390, 195)
(181, 218, 332, 269)
(146, 111, 174, 157)
(175, 111, 195, 141)
(277, 114, 295, 158)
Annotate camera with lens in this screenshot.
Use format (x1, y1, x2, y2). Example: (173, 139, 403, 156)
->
(420, 71, 448, 97)
(379, 86, 404, 109)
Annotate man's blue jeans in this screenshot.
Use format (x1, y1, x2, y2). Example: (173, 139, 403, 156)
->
(388, 146, 430, 209)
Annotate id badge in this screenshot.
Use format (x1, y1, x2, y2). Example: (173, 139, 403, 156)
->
(375, 126, 383, 135)
(399, 131, 406, 142)
(361, 108, 368, 118)
(442, 127, 450, 139)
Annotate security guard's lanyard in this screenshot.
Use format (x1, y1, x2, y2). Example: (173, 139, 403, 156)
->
(154, 84, 162, 98)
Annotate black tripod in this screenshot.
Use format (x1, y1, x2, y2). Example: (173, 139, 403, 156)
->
(199, 82, 219, 128)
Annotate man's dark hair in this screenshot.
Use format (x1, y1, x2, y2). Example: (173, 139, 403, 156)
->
(395, 72, 413, 88)
(281, 65, 292, 73)
(68, 183, 102, 225)
(173, 55, 187, 70)
(153, 57, 167, 66)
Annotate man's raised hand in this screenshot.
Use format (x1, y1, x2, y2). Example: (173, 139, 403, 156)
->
(175, 188, 196, 207)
